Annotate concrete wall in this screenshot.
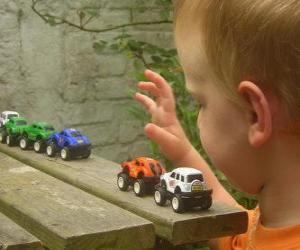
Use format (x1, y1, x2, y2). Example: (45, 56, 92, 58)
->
(0, 0, 173, 162)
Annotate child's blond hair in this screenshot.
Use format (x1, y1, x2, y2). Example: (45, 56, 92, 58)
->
(174, 0, 300, 119)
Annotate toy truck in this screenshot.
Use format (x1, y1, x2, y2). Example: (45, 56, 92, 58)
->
(19, 122, 56, 152)
(46, 128, 91, 160)
(0, 117, 29, 146)
(117, 157, 166, 197)
(0, 111, 19, 128)
(154, 167, 213, 213)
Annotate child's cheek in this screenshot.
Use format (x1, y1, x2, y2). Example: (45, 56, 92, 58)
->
(198, 119, 213, 157)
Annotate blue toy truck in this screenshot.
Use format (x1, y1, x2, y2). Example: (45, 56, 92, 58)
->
(46, 128, 91, 160)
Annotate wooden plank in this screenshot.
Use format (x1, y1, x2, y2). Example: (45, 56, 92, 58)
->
(0, 212, 43, 250)
(0, 144, 248, 245)
(0, 152, 155, 250)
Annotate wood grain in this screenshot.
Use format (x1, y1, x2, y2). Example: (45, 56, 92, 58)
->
(0, 212, 43, 250)
(0, 151, 155, 250)
(0, 144, 248, 245)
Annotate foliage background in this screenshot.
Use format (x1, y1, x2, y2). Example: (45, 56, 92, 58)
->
(32, 0, 257, 248)
(32, 0, 257, 210)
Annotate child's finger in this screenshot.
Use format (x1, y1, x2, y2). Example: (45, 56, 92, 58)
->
(144, 123, 177, 149)
(144, 69, 173, 98)
(134, 93, 157, 114)
(138, 81, 160, 97)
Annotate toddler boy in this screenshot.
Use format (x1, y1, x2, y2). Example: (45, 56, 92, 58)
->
(135, 0, 300, 249)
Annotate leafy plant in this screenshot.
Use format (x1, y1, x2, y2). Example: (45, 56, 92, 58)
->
(32, 0, 257, 211)
(93, 34, 258, 210)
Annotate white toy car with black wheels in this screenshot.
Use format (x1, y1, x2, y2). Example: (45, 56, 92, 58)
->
(154, 167, 213, 213)
(0, 111, 19, 128)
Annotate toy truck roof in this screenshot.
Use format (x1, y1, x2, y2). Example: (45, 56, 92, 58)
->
(9, 117, 27, 122)
(171, 167, 203, 176)
(63, 128, 80, 133)
(1, 111, 19, 116)
(32, 122, 53, 128)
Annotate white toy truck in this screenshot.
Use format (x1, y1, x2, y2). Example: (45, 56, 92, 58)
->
(0, 111, 19, 128)
(154, 167, 213, 213)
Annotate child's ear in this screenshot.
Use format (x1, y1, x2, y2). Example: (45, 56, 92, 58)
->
(238, 81, 272, 147)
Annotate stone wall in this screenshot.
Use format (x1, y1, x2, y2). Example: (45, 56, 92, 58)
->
(0, 0, 173, 162)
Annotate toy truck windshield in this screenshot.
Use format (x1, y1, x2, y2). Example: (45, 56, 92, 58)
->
(71, 131, 81, 137)
(149, 162, 162, 175)
(15, 120, 27, 126)
(7, 114, 18, 119)
(44, 126, 55, 131)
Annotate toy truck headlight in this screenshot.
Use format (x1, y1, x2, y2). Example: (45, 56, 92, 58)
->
(191, 180, 202, 192)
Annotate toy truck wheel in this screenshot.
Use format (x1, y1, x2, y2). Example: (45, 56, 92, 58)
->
(6, 135, 14, 147)
(0, 130, 7, 143)
(171, 194, 185, 213)
(19, 136, 29, 150)
(46, 142, 57, 157)
(201, 196, 212, 210)
(61, 147, 71, 161)
(34, 140, 44, 153)
(133, 179, 146, 197)
(82, 148, 91, 159)
(154, 188, 167, 206)
(117, 173, 129, 191)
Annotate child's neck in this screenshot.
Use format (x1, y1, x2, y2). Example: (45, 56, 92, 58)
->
(258, 135, 300, 228)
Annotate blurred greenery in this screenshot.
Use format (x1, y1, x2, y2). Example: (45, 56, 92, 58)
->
(93, 33, 258, 210)
(34, 0, 257, 248)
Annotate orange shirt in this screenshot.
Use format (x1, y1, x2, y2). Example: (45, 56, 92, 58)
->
(218, 208, 300, 250)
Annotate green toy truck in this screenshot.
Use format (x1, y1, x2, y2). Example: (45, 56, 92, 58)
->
(19, 122, 55, 153)
(0, 117, 29, 146)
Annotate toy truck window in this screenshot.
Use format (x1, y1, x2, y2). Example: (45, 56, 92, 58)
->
(7, 114, 17, 119)
(149, 163, 157, 175)
(71, 131, 81, 137)
(176, 174, 180, 180)
(181, 175, 184, 182)
(170, 172, 176, 178)
(135, 160, 140, 166)
(45, 126, 54, 131)
(16, 120, 27, 126)
(156, 163, 162, 174)
(187, 174, 203, 183)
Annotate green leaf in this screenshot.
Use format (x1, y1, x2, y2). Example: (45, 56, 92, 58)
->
(151, 55, 162, 63)
(93, 41, 107, 54)
(47, 16, 57, 26)
(86, 9, 99, 17)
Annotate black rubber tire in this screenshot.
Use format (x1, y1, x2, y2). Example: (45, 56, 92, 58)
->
(46, 142, 57, 157)
(171, 194, 185, 213)
(133, 178, 146, 197)
(154, 187, 167, 206)
(117, 173, 130, 191)
(61, 147, 71, 161)
(161, 180, 167, 189)
(19, 136, 29, 150)
(200, 196, 212, 210)
(82, 148, 91, 159)
(33, 140, 45, 153)
(6, 134, 15, 147)
(0, 130, 7, 144)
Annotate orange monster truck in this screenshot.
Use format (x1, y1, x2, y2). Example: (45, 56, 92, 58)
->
(117, 157, 166, 197)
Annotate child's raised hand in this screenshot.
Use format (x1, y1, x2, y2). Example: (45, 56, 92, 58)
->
(134, 69, 192, 164)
